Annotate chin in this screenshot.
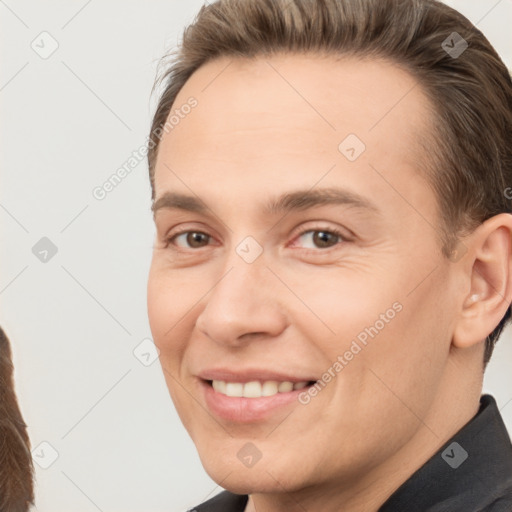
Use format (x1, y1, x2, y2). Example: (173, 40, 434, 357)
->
(197, 442, 307, 495)
(205, 466, 298, 496)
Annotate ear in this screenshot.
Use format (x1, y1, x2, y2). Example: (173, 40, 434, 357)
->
(452, 213, 512, 350)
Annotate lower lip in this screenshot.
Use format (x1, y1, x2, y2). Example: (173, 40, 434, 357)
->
(200, 380, 312, 423)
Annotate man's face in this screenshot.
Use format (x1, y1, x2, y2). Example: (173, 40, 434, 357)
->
(147, 55, 459, 493)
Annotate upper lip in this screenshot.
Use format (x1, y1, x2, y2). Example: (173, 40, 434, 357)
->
(198, 368, 318, 384)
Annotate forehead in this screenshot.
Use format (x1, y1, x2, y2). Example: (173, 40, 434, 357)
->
(154, 54, 434, 210)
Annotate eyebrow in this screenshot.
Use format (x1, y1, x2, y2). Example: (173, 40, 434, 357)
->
(151, 187, 380, 217)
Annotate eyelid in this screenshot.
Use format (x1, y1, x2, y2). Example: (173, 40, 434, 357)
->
(289, 220, 352, 243)
(164, 221, 216, 240)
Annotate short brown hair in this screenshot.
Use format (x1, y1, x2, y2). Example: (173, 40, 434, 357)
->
(147, 0, 512, 364)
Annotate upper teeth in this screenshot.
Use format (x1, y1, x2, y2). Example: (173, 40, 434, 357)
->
(212, 380, 309, 398)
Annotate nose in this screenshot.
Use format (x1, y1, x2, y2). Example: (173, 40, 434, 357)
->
(195, 253, 288, 347)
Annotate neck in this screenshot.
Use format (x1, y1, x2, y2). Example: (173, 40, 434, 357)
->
(245, 348, 483, 512)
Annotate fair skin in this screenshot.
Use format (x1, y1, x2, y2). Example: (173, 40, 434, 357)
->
(147, 54, 512, 512)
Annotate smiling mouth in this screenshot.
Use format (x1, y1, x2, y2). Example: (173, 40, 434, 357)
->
(206, 379, 317, 398)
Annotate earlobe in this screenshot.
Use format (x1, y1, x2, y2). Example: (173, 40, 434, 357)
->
(452, 214, 512, 350)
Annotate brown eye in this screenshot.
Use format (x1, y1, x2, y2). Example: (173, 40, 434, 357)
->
(171, 231, 211, 248)
(188, 232, 210, 248)
(297, 229, 344, 249)
(312, 231, 340, 248)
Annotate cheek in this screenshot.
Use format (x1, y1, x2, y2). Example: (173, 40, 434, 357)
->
(351, 267, 453, 420)
(293, 260, 450, 413)
(287, 265, 405, 356)
(147, 265, 201, 432)
(147, 265, 193, 355)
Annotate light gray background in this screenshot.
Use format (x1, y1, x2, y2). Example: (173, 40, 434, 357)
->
(1, 1, 511, 511)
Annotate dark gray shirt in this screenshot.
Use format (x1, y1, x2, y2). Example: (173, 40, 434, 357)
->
(190, 394, 512, 511)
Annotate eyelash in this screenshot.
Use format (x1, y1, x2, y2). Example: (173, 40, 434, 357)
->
(163, 225, 347, 252)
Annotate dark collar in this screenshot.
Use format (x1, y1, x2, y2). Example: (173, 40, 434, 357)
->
(379, 394, 512, 511)
(191, 489, 248, 512)
(191, 394, 512, 512)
